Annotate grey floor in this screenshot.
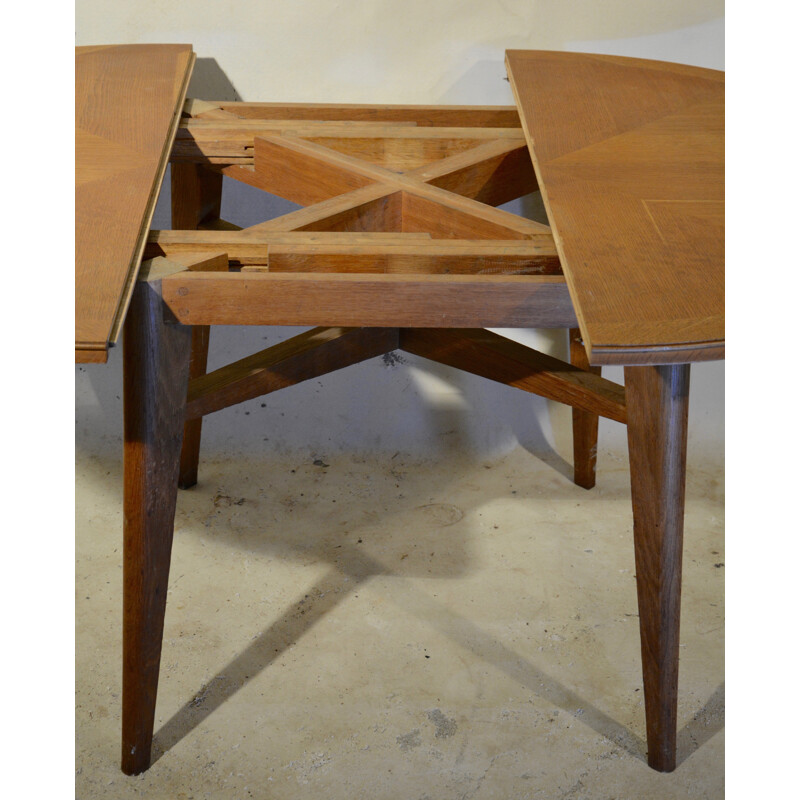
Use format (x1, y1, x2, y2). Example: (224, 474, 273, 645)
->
(76, 440, 724, 799)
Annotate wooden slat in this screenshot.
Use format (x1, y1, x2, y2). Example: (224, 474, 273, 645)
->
(173, 122, 527, 169)
(258, 241, 560, 275)
(76, 44, 195, 361)
(193, 108, 243, 121)
(218, 102, 521, 127)
(161, 272, 577, 328)
(152, 230, 445, 246)
(400, 328, 626, 423)
(146, 230, 558, 273)
(172, 120, 431, 162)
(180, 119, 424, 130)
(506, 50, 724, 365)
(186, 327, 399, 419)
(299, 132, 520, 172)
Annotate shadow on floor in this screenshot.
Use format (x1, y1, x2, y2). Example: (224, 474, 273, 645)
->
(153, 540, 649, 766)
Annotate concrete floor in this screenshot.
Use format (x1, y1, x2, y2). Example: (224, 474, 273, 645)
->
(76, 442, 724, 799)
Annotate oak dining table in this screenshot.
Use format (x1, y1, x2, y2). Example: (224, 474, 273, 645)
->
(75, 44, 724, 776)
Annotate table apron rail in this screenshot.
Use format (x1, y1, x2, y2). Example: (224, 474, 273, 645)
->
(159, 271, 578, 329)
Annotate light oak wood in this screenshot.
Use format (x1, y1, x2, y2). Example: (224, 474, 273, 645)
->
(399, 191, 531, 240)
(217, 102, 521, 127)
(408, 138, 538, 206)
(173, 120, 523, 168)
(76, 44, 195, 362)
(212, 121, 546, 254)
(241, 183, 399, 233)
(146, 230, 559, 274)
(251, 133, 549, 238)
(183, 98, 223, 117)
(253, 135, 376, 205)
(506, 50, 724, 365)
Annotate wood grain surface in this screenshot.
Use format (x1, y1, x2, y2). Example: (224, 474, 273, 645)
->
(625, 363, 691, 771)
(76, 44, 195, 362)
(569, 328, 602, 489)
(160, 271, 577, 329)
(506, 50, 724, 365)
(121, 276, 192, 774)
(215, 102, 521, 127)
(169, 163, 223, 488)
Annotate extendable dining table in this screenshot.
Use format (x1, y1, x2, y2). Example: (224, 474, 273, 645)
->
(75, 44, 724, 775)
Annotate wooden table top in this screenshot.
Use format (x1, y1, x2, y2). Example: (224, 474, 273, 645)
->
(506, 50, 724, 365)
(76, 44, 195, 363)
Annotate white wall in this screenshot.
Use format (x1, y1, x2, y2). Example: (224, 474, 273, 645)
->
(75, 1, 725, 468)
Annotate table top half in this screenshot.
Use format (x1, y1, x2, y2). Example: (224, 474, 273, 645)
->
(75, 44, 195, 363)
(506, 50, 724, 365)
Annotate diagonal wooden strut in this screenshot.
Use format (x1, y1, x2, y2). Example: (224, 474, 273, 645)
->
(185, 327, 399, 420)
(399, 328, 626, 423)
(406, 138, 537, 206)
(183, 326, 625, 424)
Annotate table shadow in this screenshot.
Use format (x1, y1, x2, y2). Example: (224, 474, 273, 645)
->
(152, 542, 648, 766)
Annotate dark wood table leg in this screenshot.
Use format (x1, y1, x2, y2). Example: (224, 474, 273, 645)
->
(179, 324, 210, 488)
(121, 276, 192, 775)
(171, 163, 223, 489)
(569, 328, 601, 488)
(624, 363, 690, 772)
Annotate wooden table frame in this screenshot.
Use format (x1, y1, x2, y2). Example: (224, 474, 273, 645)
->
(116, 97, 708, 776)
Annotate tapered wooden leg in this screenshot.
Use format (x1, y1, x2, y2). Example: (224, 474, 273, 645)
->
(122, 277, 192, 775)
(625, 363, 690, 772)
(570, 329, 602, 488)
(178, 325, 210, 488)
(171, 163, 223, 489)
